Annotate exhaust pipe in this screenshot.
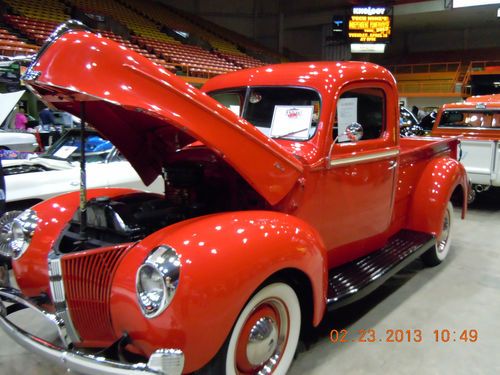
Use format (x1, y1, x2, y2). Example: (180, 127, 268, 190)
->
(474, 184, 491, 193)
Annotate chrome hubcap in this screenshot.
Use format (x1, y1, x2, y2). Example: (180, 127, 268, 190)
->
(247, 317, 279, 366)
(437, 209, 450, 253)
(235, 299, 289, 374)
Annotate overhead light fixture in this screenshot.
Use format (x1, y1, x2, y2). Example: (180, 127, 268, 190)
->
(453, 0, 500, 8)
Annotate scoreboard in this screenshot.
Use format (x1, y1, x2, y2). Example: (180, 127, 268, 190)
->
(348, 6, 392, 44)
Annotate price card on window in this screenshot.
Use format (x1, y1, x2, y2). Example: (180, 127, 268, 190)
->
(337, 98, 358, 141)
(53, 145, 78, 159)
(229, 105, 241, 116)
(270, 105, 313, 139)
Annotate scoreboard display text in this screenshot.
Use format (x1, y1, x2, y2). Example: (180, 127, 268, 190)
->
(348, 6, 392, 44)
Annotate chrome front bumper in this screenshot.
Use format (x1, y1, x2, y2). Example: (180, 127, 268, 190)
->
(0, 287, 184, 375)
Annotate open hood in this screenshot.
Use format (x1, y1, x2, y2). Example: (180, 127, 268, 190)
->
(0, 90, 25, 126)
(23, 21, 302, 205)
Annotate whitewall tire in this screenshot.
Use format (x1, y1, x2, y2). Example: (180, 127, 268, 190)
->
(422, 201, 454, 266)
(199, 282, 302, 375)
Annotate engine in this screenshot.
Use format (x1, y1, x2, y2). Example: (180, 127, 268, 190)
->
(54, 157, 268, 253)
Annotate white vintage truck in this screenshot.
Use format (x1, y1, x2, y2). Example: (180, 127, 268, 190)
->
(432, 94, 500, 202)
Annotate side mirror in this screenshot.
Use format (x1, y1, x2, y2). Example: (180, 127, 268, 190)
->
(326, 122, 364, 168)
(345, 122, 363, 141)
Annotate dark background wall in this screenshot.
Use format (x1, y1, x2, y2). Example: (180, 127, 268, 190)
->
(157, 0, 500, 62)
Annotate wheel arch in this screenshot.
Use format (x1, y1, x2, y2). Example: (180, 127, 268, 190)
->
(406, 156, 467, 236)
(265, 267, 316, 332)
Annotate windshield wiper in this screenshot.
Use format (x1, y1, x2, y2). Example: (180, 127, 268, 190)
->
(271, 127, 309, 139)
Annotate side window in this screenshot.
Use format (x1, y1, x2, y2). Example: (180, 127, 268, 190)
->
(209, 90, 245, 116)
(335, 87, 386, 141)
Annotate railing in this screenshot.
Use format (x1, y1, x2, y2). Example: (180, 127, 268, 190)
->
(386, 62, 461, 75)
(387, 62, 462, 96)
(396, 81, 457, 94)
(461, 60, 500, 96)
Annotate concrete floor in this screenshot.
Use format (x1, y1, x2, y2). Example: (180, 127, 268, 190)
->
(1, 191, 499, 374)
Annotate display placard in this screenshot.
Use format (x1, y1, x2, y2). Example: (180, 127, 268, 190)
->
(337, 98, 358, 142)
(348, 6, 392, 44)
(270, 105, 313, 139)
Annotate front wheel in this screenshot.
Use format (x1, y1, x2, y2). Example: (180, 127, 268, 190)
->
(421, 201, 454, 266)
(200, 282, 301, 375)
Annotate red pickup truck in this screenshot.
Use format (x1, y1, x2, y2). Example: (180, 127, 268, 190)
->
(0, 21, 468, 375)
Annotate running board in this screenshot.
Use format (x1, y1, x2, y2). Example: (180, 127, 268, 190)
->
(327, 230, 435, 310)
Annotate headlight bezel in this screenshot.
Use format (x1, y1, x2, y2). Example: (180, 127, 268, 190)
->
(136, 245, 181, 319)
(9, 209, 38, 260)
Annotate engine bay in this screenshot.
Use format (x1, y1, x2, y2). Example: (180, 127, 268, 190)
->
(55, 150, 269, 253)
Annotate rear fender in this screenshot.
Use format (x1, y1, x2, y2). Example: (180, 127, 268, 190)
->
(406, 157, 467, 236)
(110, 210, 328, 373)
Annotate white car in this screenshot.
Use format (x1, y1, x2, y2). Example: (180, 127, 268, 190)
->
(0, 90, 39, 152)
(0, 130, 38, 152)
(3, 128, 163, 212)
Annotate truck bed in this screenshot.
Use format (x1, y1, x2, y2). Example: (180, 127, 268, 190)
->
(399, 136, 459, 161)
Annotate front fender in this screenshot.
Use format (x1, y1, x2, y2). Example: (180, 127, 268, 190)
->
(12, 188, 141, 297)
(406, 157, 467, 236)
(110, 211, 328, 373)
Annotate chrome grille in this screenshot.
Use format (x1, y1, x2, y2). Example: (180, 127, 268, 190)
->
(48, 253, 80, 343)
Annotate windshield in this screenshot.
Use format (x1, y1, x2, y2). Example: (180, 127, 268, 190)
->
(438, 110, 500, 129)
(41, 131, 113, 162)
(209, 87, 321, 140)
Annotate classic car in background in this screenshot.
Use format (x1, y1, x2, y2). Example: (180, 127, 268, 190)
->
(431, 94, 500, 202)
(0, 91, 39, 152)
(0, 22, 467, 375)
(2, 127, 164, 212)
(400, 106, 426, 136)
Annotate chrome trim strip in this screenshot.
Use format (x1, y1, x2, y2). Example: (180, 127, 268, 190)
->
(0, 287, 184, 375)
(0, 287, 71, 347)
(48, 253, 81, 343)
(23, 20, 91, 82)
(329, 149, 399, 167)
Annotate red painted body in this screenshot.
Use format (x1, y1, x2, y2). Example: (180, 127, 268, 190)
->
(13, 28, 468, 373)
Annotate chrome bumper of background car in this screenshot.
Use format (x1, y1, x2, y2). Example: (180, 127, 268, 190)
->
(0, 287, 184, 375)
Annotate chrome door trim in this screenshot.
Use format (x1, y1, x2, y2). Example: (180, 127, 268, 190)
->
(329, 149, 399, 167)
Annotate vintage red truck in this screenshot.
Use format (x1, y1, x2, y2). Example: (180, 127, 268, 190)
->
(0, 21, 468, 375)
(432, 94, 500, 202)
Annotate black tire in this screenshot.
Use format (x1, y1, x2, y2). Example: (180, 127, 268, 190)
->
(197, 282, 301, 375)
(422, 201, 453, 267)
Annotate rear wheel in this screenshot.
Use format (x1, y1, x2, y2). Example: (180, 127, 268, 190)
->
(422, 201, 453, 266)
(199, 282, 301, 375)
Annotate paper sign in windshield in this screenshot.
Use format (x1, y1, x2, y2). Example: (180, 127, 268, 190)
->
(229, 105, 241, 116)
(53, 145, 78, 159)
(337, 98, 358, 142)
(270, 105, 313, 139)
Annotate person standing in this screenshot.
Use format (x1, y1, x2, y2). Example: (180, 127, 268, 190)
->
(39, 107, 56, 131)
(14, 107, 28, 130)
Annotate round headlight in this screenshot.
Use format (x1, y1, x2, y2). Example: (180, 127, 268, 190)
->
(136, 245, 180, 318)
(9, 209, 38, 260)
